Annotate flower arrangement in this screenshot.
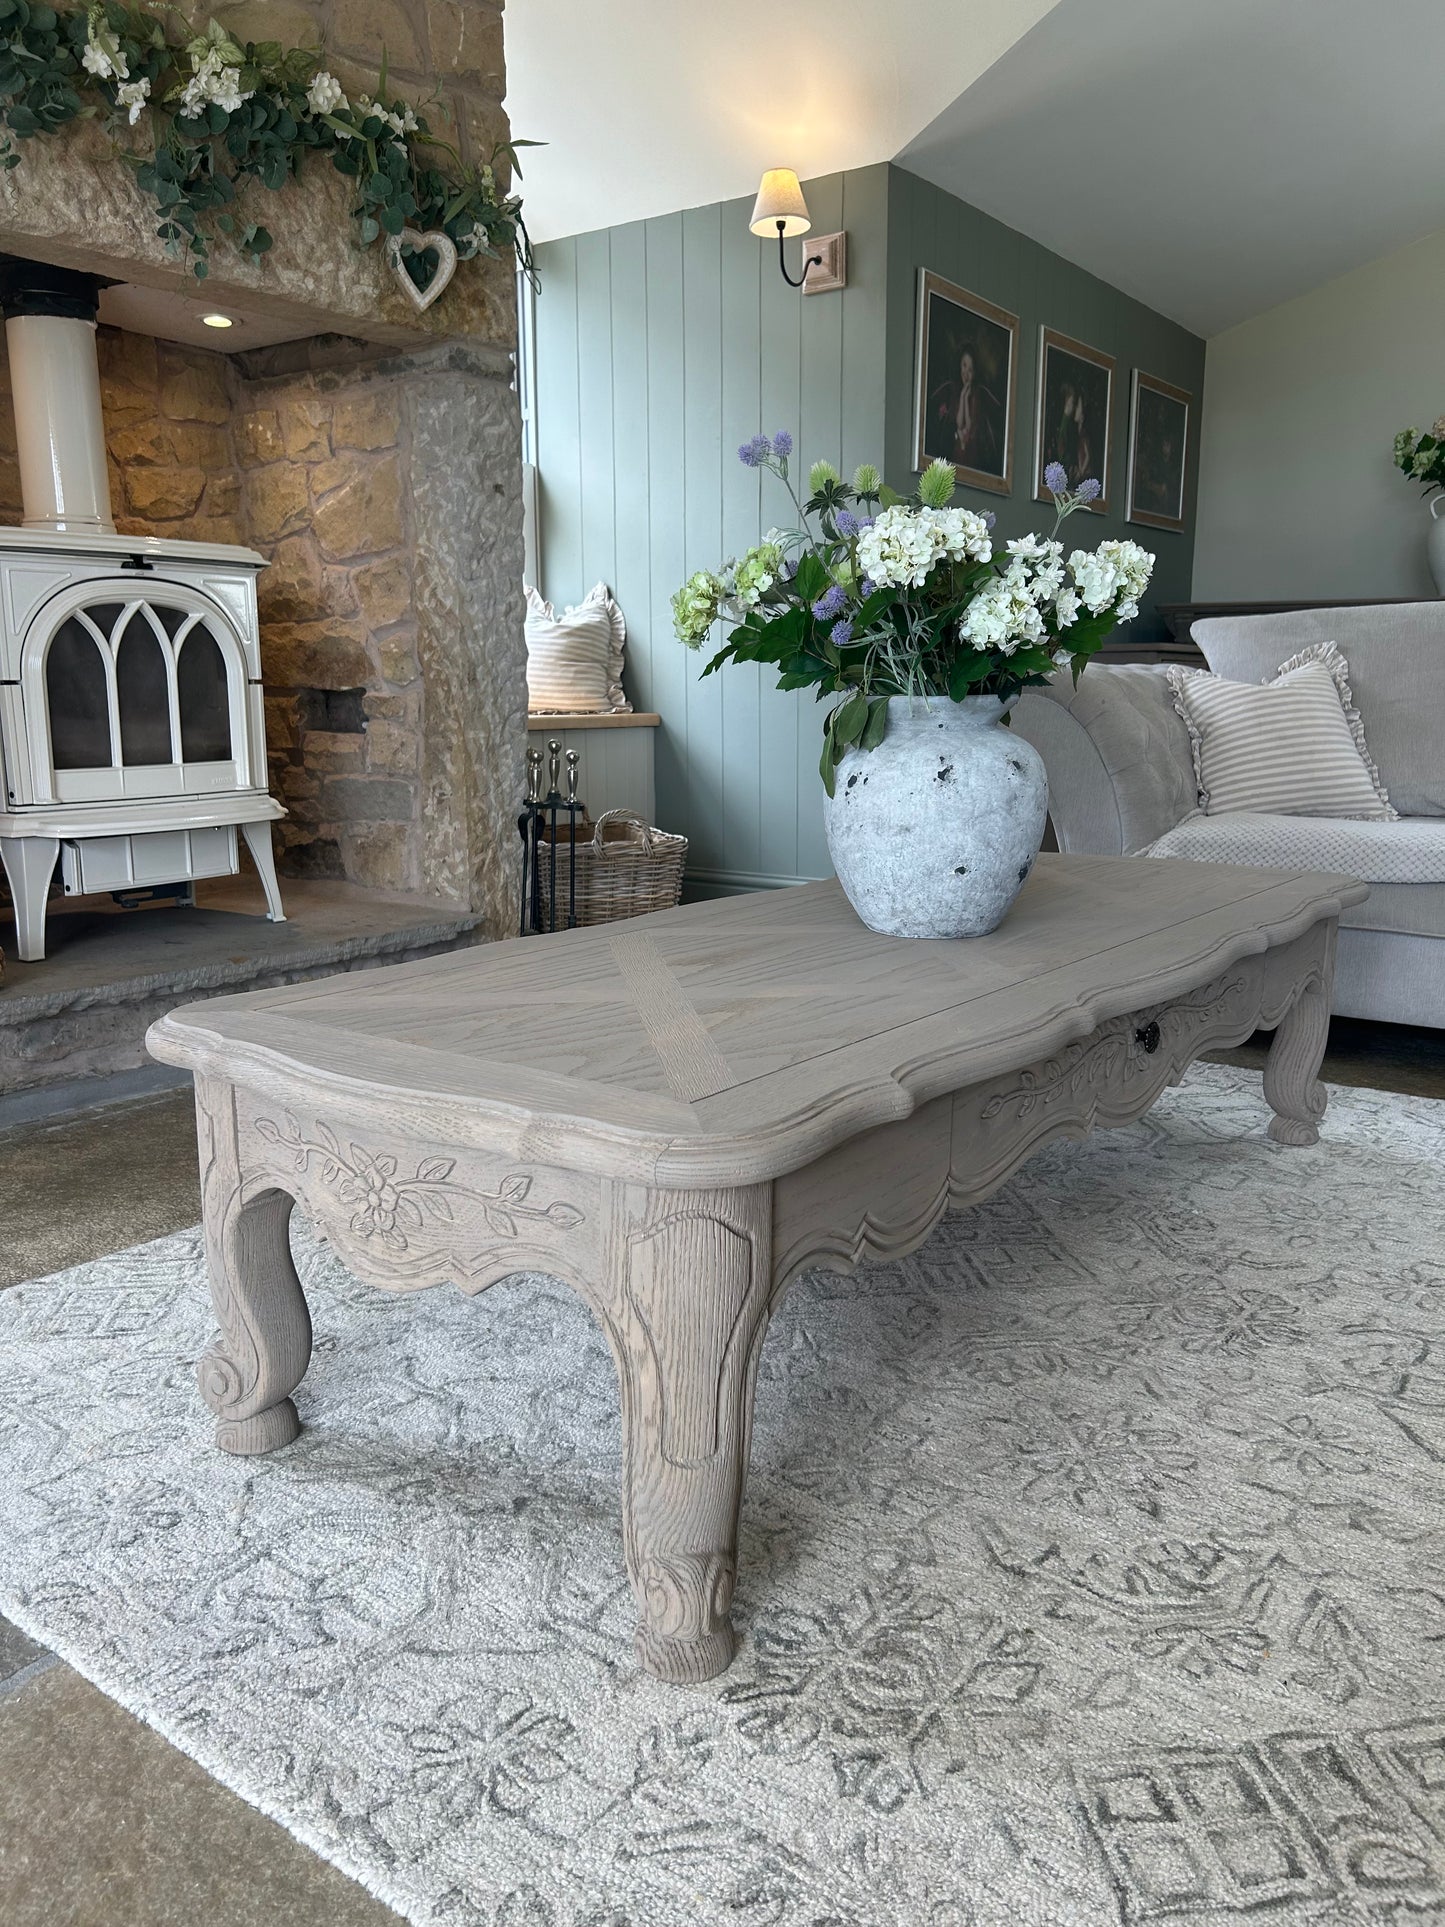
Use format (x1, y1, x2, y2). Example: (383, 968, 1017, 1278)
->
(0, 3, 532, 283)
(1393, 418, 1445, 498)
(674, 438, 1155, 791)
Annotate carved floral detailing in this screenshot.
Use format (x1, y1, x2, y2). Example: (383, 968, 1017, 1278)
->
(253, 1114, 584, 1253)
(981, 976, 1248, 1123)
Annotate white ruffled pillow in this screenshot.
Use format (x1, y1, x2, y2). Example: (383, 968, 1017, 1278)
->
(1167, 641, 1395, 820)
(525, 582, 630, 714)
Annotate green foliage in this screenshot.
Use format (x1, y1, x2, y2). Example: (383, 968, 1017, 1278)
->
(684, 433, 1154, 791)
(0, 4, 533, 285)
(1394, 420, 1445, 498)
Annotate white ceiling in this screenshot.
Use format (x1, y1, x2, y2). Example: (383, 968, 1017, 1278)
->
(898, 0, 1445, 337)
(502, 0, 1063, 244)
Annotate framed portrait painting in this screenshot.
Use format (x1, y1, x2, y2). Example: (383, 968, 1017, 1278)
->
(1126, 369, 1191, 532)
(913, 270, 1018, 497)
(1033, 328, 1115, 511)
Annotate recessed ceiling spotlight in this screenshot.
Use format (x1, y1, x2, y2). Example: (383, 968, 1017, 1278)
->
(201, 312, 234, 329)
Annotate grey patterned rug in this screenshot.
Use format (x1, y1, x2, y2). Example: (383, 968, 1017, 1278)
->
(3, 1064, 1445, 1927)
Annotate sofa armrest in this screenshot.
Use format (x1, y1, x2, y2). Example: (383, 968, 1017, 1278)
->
(1013, 665, 1198, 855)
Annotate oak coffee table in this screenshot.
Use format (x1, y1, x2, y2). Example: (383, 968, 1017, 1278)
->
(148, 854, 1367, 1683)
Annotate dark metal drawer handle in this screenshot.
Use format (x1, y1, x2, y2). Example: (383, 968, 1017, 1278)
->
(1135, 1021, 1161, 1054)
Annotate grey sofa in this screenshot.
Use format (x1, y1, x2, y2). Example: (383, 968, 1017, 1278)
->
(1015, 602, 1445, 1028)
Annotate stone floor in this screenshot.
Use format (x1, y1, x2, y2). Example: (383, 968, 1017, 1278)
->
(1, 1015, 1442, 1925)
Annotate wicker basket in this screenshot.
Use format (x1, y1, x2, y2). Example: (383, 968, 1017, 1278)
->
(537, 808, 687, 928)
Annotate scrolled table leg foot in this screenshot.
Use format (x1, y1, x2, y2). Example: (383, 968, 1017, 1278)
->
(632, 1552, 738, 1683)
(211, 1391, 302, 1457)
(1264, 974, 1330, 1147)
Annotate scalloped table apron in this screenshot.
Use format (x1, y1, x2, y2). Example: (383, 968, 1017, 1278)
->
(147, 853, 1368, 1684)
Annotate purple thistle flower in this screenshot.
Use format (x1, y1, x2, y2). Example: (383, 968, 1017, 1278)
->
(737, 434, 771, 468)
(830, 618, 854, 646)
(772, 429, 793, 458)
(1043, 460, 1068, 494)
(1076, 476, 1102, 503)
(835, 508, 860, 539)
(811, 583, 847, 621)
(860, 575, 876, 596)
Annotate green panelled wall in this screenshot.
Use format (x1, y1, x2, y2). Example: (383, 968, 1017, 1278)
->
(884, 167, 1206, 608)
(534, 162, 1205, 890)
(535, 165, 890, 890)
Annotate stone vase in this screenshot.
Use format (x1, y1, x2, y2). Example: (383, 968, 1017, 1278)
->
(1429, 496, 1445, 597)
(822, 694, 1048, 939)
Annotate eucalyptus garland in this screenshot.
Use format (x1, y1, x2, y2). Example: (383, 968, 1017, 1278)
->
(0, 1, 533, 287)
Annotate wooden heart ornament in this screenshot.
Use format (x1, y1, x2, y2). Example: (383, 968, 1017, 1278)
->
(386, 228, 458, 312)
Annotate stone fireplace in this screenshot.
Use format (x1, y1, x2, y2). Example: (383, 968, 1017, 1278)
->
(0, 0, 526, 964)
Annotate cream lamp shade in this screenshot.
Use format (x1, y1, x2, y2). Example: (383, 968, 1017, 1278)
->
(750, 169, 811, 238)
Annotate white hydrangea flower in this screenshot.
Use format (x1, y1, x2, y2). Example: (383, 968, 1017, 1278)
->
(1054, 585, 1080, 629)
(116, 77, 150, 124)
(855, 504, 941, 588)
(1068, 538, 1153, 615)
(929, 505, 993, 566)
(1006, 533, 1065, 598)
(306, 70, 346, 115)
(855, 503, 992, 589)
(957, 572, 1047, 656)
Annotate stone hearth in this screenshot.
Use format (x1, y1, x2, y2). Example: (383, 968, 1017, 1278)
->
(0, 874, 483, 1113)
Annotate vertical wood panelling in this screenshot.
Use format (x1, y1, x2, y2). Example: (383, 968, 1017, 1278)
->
(719, 205, 764, 877)
(609, 222, 653, 715)
(535, 161, 1203, 893)
(681, 204, 726, 874)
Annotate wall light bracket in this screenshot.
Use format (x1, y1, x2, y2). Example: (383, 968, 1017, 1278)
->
(802, 230, 847, 295)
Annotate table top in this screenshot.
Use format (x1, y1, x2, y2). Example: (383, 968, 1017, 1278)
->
(149, 856, 1367, 1186)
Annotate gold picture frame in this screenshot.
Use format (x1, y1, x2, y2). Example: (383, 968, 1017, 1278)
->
(1126, 368, 1192, 532)
(912, 269, 1018, 497)
(1033, 327, 1116, 512)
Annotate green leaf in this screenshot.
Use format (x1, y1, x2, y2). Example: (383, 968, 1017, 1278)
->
(834, 690, 869, 746)
(860, 697, 889, 750)
(819, 719, 838, 797)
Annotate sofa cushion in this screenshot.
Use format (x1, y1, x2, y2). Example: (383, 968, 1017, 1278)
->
(1193, 603, 1445, 816)
(1167, 647, 1394, 819)
(1145, 811, 1445, 882)
(1339, 881, 1445, 940)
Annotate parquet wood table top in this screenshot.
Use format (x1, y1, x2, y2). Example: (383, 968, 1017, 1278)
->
(149, 855, 1367, 1681)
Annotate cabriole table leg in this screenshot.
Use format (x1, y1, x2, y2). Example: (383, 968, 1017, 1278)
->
(194, 1076, 313, 1455)
(604, 1181, 773, 1683)
(1264, 961, 1332, 1147)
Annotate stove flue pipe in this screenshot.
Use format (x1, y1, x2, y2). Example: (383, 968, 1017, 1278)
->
(0, 255, 114, 536)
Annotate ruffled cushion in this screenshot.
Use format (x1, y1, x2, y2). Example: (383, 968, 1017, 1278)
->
(525, 582, 631, 714)
(1167, 641, 1395, 820)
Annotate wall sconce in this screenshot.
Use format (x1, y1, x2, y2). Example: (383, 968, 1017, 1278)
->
(749, 169, 847, 294)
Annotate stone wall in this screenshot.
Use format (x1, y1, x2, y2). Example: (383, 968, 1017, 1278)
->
(0, 0, 514, 349)
(237, 344, 525, 902)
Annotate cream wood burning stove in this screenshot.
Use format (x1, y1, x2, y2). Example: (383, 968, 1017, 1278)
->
(0, 257, 283, 961)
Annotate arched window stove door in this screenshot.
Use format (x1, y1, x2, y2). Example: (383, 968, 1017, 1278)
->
(21, 581, 253, 805)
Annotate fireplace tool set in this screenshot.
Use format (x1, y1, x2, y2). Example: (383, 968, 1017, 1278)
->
(518, 739, 689, 934)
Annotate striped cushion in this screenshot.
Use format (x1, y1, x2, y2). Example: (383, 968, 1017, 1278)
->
(1168, 644, 1395, 820)
(525, 582, 631, 714)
